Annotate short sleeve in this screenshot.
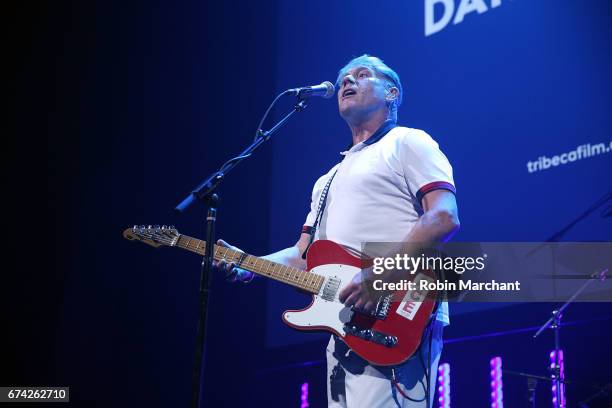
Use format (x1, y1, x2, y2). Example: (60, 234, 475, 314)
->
(398, 130, 456, 204)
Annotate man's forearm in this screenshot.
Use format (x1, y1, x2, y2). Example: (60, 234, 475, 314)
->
(402, 208, 459, 248)
(262, 246, 307, 270)
(385, 208, 460, 283)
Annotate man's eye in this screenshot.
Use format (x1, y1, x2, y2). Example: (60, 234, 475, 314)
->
(358, 72, 368, 78)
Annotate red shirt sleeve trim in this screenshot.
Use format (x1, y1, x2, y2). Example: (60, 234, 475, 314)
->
(302, 225, 314, 234)
(416, 181, 456, 204)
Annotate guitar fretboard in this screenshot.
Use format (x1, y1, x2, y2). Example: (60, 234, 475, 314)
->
(175, 235, 324, 293)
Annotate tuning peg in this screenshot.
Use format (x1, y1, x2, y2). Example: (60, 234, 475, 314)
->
(147, 225, 153, 230)
(161, 225, 167, 230)
(169, 225, 175, 229)
(133, 225, 138, 231)
(139, 225, 146, 230)
(154, 225, 160, 230)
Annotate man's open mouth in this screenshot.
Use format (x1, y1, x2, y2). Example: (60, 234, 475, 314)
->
(342, 89, 357, 98)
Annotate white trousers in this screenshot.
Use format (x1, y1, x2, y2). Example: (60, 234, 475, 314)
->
(326, 321, 443, 408)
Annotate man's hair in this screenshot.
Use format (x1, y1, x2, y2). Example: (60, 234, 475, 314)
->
(335, 54, 403, 119)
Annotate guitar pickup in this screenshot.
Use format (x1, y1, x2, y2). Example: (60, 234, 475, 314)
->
(373, 294, 392, 320)
(321, 277, 341, 301)
(344, 324, 398, 348)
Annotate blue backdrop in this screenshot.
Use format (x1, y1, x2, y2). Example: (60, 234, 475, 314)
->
(9, 1, 611, 406)
(265, 0, 612, 348)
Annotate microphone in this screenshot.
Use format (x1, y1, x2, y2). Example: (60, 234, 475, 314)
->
(285, 81, 335, 99)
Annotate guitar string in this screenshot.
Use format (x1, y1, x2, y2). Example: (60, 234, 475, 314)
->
(134, 231, 324, 292)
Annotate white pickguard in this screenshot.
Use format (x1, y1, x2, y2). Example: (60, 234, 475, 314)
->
(282, 263, 360, 336)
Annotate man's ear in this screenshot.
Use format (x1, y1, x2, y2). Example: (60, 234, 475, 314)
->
(386, 86, 399, 102)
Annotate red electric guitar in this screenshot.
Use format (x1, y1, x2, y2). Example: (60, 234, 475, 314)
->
(123, 225, 437, 366)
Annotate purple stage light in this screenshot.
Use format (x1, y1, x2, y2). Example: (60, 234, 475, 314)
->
(490, 357, 503, 408)
(550, 350, 566, 408)
(300, 382, 309, 408)
(437, 363, 450, 408)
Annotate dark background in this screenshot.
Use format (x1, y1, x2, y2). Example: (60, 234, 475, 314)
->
(6, 1, 612, 407)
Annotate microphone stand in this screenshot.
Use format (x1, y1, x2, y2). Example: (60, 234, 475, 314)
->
(523, 191, 611, 408)
(175, 96, 309, 408)
(505, 369, 612, 408)
(527, 377, 537, 408)
(533, 268, 609, 408)
(503, 370, 558, 408)
(579, 383, 612, 407)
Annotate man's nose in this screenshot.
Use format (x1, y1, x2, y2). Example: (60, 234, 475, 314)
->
(342, 74, 356, 88)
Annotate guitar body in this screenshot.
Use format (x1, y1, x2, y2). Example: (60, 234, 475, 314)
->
(282, 240, 436, 366)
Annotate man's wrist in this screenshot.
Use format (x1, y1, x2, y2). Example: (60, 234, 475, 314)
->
(237, 269, 255, 283)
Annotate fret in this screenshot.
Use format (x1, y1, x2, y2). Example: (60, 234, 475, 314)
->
(294, 270, 302, 284)
(300, 272, 309, 289)
(282, 267, 292, 283)
(287, 268, 295, 283)
(277, 265, 284, 280)
(258, 260, 268, 276)
(246, 255, 253, 267)
(237, 252, 246, 267)
(287, 268, 299, 285)
(269, 263, 278, 278)
(293, 268, 300, 283)
(215, 246, 226, 259)
(273, 265, 287, 283)
(264, 260, 272, 276)
(278, 265, 286, 279)
(287, 266, 295, 282)
(176, 235, 185, 248)
(263, 261, 273, 276)
(268, 263, 276, 277)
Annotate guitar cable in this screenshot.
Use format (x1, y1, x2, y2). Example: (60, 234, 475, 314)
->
(390, 317, 434, 405)
(392, 294, 441, 407)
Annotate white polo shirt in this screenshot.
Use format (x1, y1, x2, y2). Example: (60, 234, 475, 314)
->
(303, 124, 455, 325)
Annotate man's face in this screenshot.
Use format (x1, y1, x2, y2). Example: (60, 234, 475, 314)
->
(337, 66, 389, 122)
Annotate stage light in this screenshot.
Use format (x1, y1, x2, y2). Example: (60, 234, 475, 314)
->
(550, 350, 566, 408)
(437, 363, 450, 408)
(490, 357, 503, 408)
(300, 382, 309, 408)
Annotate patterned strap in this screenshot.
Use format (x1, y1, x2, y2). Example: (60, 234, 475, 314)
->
(301, 170, 338, 259)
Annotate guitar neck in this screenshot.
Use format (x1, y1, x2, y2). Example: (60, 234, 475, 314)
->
(175, 234, 323, 294)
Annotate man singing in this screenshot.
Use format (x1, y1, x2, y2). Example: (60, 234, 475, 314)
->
(218, 55, 459, 407)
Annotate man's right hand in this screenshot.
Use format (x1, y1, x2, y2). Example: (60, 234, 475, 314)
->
(214, 239, 255, 283)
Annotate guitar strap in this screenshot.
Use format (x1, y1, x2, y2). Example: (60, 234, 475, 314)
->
(301, 169, 338, 260)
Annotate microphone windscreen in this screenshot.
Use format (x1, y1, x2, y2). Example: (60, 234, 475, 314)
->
(321, 81, 335, 98)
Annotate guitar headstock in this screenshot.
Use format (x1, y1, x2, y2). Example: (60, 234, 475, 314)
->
(123, 225, 180, 248)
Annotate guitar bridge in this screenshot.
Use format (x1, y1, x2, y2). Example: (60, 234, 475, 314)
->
(344, 324, 398, 348)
